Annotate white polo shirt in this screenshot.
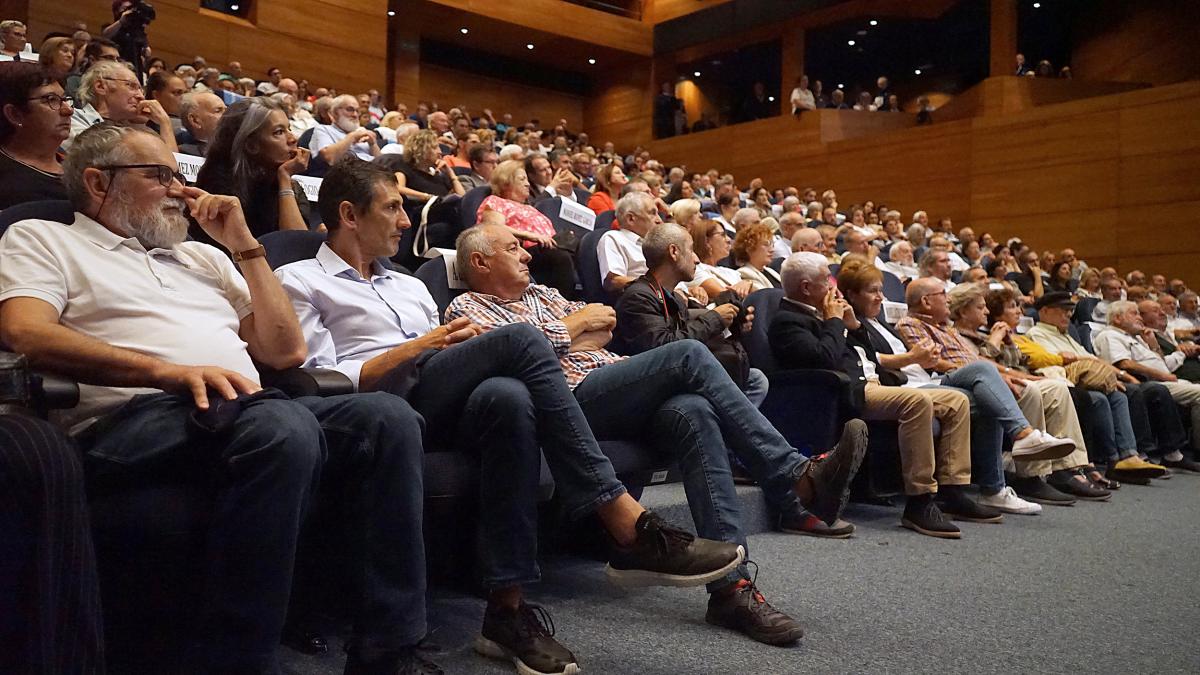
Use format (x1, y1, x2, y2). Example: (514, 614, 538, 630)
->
(0, 213, 258, 430)
(1092, 325, 1184, 373)
(309, 123, 375, 162)
(596, 228, 646, 285)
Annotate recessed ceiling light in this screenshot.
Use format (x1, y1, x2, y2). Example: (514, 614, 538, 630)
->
(387, 10, 395, 16)
(837, 83, 844, 89)
(588, 58, 596, 65)
(768, 96, 776, 102)
(1032, 2, 1041, 7)
(230, 3, 239, 9)
(847, 40, 856, 46)
(693, 71, 701, 77)
(914, 69, 922, 75)
(460, 27, 468, 34)
(526, 43, 534, 50)
(869, 19, 878, 26)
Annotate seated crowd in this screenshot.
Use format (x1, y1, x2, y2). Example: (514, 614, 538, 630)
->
(1, 27, 1198, 675)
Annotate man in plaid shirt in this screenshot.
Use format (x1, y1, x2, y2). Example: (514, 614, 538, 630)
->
(448, 223, 869, 647)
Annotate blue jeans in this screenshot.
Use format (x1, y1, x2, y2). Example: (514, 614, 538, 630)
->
(1126, 382, 1188, 455)
(79, 391, 427, 672)
(745, 367, 769, 408)
(573, 341, 809, 590)
(934, 361, 1029, 493)
(407, 323, 628, 588)
(1082, 390, 1138, 462)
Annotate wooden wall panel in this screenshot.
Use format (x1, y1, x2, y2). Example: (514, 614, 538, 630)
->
(643, 0, 733, 24)
(421, 0, 652, 55)
(1072, 0, 1200, 86)
(417, 64, 583, 130)
(584, 61, 655, 150)
(27, 0, 388, 95)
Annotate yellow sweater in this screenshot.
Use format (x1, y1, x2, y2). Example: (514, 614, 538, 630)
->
(1014, 335, 1063, 370)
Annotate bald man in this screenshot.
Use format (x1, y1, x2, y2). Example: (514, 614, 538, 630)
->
(791, 228, 823, 254)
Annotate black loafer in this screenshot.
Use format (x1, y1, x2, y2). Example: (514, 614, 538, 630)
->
(1048, 469, 1111, 501)
(1009, 474, 1076, 506)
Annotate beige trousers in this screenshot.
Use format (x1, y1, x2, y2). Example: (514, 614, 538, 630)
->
(1009, 378, 1090, 477)
(861, 382, 972, 495)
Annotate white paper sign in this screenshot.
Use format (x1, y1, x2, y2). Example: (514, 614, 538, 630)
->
(558, 197, 596, 231)
(882, 300, 908, 324)
(173, 152, 205, 183)
(424, 247, 467, 289)
(292, 175, 323, 202)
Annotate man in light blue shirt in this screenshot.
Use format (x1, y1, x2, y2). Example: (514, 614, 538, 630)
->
(274, 158, 746, 675)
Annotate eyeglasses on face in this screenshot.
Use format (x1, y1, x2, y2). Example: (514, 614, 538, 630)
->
(27, 93, 73, 110)
(98, 164, 187, 187)
(102, 76, 141, 90)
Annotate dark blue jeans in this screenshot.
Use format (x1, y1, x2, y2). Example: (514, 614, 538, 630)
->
(407, 323, 627, 590)
(78, 391, 426, 673)
(934, 361, 1024, 493)
(573, 340, 810, 590)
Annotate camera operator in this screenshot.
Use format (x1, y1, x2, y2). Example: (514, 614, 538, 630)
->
(102, 0, 155, 82)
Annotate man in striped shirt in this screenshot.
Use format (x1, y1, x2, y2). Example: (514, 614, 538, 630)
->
(449, 222, 870, 647)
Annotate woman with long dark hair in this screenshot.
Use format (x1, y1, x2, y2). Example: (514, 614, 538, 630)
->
(193, 97, 313, 243)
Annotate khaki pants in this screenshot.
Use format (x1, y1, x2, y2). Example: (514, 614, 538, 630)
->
(862, 382, 972, 495)
(1009, 378, 1090, 477)
(1161, 380, 1200, 449)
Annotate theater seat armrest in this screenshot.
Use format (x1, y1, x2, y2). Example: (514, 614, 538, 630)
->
(767, 368, 852, 390)
(261, 367, 354, 398)
(30, 371, 81, 410)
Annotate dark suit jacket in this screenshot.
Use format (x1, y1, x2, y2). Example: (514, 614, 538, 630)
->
(612, 276, 726, 355)
(768, 298, 868, 411)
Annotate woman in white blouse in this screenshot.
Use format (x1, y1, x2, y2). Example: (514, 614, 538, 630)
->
(686, 219, 755, 299)
(733, 222, 782, 291)
(789, 74, 815, 114)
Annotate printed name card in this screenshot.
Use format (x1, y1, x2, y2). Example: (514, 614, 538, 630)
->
(292, 175, 323, 202)
(882, 300, 908, 323)
(559, 197, 596, 231)
(425, 247, 468, 289)
(173, 153, 205, 183)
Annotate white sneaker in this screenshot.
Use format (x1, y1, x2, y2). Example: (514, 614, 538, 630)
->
(1011, 429, 1075, 461)
(978, 486, 1042, 515)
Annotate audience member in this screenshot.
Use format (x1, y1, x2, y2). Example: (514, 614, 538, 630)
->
(193, 97, 313, 243)
(0, 62, 70, 208)
(176, 91, 225, 156)
(597, 192, 660, 294)
(0, 122, 436, 675)
(587, 162, 626, 215)
(145, 70, 186, 134)
(38, 36, 75, 83)
(773, 255, 991, 537)
(918, 249, 956, 292)
(458, 142, 497, 191)
(884, 241, 918, 281)
(375, 128, 463, 205)
(68, 60, 176, 152)
(449, 222, 870, 645)
(734, 223, 781, 290)
(1139, 299, 1200, 384)
(310, 94, 380, 164)
(0, 20, 27, 61)
(686, 219, 755, 300)
(477, 159, 577, 298)
(789, 75, 815, 114)
(613, 222, 769, 407)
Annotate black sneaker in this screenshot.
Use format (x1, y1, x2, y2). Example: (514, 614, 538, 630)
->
(1047, 469, 1111, 501)
(1162, 457, 1200, 474)
(344, 644, 444, 675)
(1008, 474, 1076, 506)
(474, 603, 579, 675)
(937, 486, 1005, 523)
(901, 493, 961, 539)
(706, 577, 804, 646)
(778, 509, 855, 538)
(606, 511, 745, 588)
(796, 419, 868, 526)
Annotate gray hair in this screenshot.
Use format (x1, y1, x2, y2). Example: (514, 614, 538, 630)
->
(498, 144, 523, 161)
(947, 283, 985, 319)
(781, 251, 828, 297)
(615, 191, 654, 224)
(918, 249, 944, 276)
(791, 227, 821, 252)
(394, 121, 419, 143)
(1107, 300, 1138, 325)
(0, 20, 25, 35)
(455, 225, 497, 286)
(178, 92, 201, 133)
(62, 123, 145, 210)
(1179, 290, 1198, 303)
(732, 207, 760, 228)
(906, 223, 927, 245)
(331, 93, 358, 110)
(642, 222, 691, 268)
(911, 210, 927, 223)
(669, 198, 701, 225)
(76, 61, 134, 107)
(782, 196, 800, 210)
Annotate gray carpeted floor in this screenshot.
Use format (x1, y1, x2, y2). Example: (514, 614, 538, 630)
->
(282, 475, 1200, 675)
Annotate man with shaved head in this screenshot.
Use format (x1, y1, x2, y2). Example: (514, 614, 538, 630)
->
(791, 226, 824, 254)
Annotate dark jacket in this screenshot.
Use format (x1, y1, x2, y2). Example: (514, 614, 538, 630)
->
(767, 298, 868, 411)
(613, 275, 726, 355)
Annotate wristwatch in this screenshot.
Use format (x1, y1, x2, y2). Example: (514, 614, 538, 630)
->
(232, 244, 267, 263)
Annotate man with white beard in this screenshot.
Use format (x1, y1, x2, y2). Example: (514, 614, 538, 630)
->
(310, 93, 380, 164)
(0, 124, 439, 674)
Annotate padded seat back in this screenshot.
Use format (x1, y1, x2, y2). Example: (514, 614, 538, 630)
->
(0, 199, 75, 236)
(594, 209, 616, 232)
(881, 270, 906, 302)
(534, 196, 591, 254)
(742, 288, 785, 375)
(577, 229, 609, 304)
(460, 186, 491, 229)
(260, 230, 327, 269)
(415, 257, 465, 318)
(1073, 297, 1100, 325)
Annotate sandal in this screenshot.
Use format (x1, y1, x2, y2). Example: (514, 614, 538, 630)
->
(1085, 465, 1120, 490)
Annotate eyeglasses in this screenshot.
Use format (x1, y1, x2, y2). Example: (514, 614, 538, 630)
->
(102, 76, 142, 90)
(27, 93, 73, 111)
(98, 164, 187, 187)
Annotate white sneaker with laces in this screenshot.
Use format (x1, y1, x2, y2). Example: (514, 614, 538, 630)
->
(1011, 429, 1074, 461)
(978, 486, 1042, 515)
